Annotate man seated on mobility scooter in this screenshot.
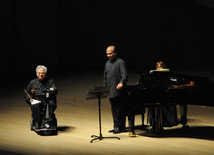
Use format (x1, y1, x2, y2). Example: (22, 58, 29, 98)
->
(24, 65, 58, 135)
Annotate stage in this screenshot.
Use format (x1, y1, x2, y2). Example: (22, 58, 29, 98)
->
(0, 67, 214, 155)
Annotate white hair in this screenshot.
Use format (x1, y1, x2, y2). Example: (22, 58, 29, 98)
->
(36, 65, 47, 73)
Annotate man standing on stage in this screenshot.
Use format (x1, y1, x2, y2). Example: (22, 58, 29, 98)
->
(103, 45, 128, 134)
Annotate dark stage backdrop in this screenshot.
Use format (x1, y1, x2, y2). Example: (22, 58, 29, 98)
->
(1, 0, 214, 80)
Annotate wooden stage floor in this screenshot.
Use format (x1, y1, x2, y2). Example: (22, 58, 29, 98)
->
(0, 67, 214, 155)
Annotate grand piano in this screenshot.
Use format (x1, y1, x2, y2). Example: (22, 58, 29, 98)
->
(123, 70, 214, 136)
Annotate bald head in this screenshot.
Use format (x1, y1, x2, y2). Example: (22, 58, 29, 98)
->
(107, 45, 115, 52)
(106, 45, 117, 61)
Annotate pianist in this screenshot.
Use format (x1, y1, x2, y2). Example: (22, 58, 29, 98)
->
(149, 61, 178, 131)
(149, 61, 170, 73)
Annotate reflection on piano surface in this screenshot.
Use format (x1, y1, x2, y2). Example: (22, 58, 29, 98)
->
(124, 71, 214, 136)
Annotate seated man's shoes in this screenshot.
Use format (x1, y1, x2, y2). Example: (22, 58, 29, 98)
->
(30, 126, 34, 131)
(33, 122, 40, 130)
(40, 123, 46, 129)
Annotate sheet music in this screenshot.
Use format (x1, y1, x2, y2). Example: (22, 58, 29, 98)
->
(85, 86, 112, 100)
(24, 89, 42, 105)
(31, 100, 41, 105)
(150, 69, 170, 73)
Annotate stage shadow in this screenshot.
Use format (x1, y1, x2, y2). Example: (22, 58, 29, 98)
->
(0, 150, 24, 155)
(34, 126, 74, 136)
(136, 126, 214, 141)
(57, 126, 75, 132)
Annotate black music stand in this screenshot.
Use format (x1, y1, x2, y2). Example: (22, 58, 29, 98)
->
(85, 86, 120, 143)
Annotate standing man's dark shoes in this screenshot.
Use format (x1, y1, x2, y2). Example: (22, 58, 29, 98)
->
(108, 128, 116, 132)
(113, 127, 121, 134)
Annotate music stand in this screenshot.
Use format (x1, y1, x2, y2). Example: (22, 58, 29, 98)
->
(85, 86, 120, 143)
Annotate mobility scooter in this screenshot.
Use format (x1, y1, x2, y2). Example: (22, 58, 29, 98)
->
(29, 88, 58, 136)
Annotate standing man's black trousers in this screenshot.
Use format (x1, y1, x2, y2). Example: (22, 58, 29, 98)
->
(109, 96, 125, 129)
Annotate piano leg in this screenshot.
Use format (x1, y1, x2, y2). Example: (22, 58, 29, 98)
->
(141, 113, 145, 129)
(180, 104, 189, 129)
(128, 111, 136, 137)
(154, 105, 163, 132)
(148, 105, 163, 133)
